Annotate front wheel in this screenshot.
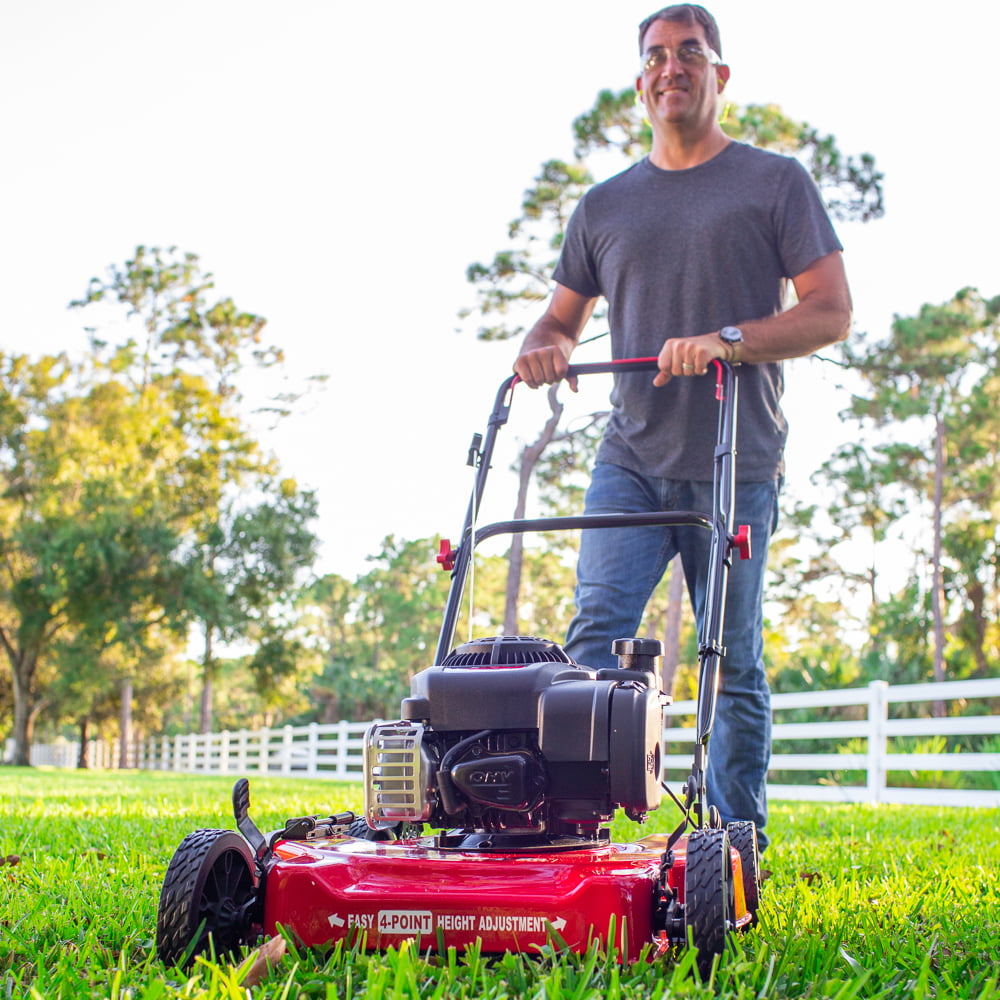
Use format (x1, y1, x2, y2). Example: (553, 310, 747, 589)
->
(684, 829, 733, 977)
(156, 829, 258, 967)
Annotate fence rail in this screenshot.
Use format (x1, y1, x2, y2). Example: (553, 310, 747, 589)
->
(661, 677, 1000, 807)
(12, 678, 1000, 807)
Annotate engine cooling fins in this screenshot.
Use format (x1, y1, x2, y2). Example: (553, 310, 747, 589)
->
(440, 635, 575, 668)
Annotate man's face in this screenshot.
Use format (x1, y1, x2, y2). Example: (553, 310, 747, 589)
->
(636, 19, 729, 136)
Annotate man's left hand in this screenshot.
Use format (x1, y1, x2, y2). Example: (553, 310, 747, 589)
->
(653, 332, 729, 387)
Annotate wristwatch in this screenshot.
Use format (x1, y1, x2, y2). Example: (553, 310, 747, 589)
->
(719, 325, 743, 364)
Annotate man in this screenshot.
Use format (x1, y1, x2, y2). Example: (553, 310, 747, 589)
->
(513, 4, 852, 849)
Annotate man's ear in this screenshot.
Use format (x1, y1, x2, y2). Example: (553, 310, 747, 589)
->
(635, 76, 645, 105)
(716, 64, 731, 91)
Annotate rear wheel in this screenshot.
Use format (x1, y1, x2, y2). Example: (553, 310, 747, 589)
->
(156, 829, 258, 967)
(684, 829, 733, 977)
(726, 820, 761, 923)
(348, 817, 422, 841)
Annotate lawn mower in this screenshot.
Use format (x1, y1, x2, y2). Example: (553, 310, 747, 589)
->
(156, 358, 761, 974)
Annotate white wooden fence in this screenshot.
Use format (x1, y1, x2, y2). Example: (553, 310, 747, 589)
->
(13, 678, 1000, 807)
(662, 677, 1000, 807)
(137, 719, 367, 778)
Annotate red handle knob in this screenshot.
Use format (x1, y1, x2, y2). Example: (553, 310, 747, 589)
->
(436, 539, 456, 572)
(733, 525, 752, 561)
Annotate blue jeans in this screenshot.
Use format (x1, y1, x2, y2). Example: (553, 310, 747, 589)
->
(564, 462, 778, 850)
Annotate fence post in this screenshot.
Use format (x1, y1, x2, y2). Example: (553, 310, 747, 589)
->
(867, 680, 889, 804)
(237, 729, 248, 773)
(307, 723, 319, 777)
(259, 727, 270, 774)
(339, 719, 352, 780)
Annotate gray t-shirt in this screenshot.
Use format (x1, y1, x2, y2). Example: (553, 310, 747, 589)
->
(553, 141, 843, 481)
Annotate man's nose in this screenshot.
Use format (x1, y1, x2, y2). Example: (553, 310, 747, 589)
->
(658, 52, 687, 76)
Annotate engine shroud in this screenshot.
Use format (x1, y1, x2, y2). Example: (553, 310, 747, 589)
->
(364, 635, 667, 845)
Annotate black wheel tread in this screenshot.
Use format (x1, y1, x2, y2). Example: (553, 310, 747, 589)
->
(726, 820, 761, 920)
(156, 828, 255, 967)
(684, 829, 731, 973)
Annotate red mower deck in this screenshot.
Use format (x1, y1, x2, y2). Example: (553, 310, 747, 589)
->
(263, 833, 747, 960)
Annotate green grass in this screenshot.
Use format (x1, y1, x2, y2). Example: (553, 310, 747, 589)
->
(1, 768, 998, 998)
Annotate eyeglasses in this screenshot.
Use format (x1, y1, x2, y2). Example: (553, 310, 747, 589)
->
(641, 44, 722, 74)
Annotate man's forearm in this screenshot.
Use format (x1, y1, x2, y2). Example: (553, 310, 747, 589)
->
(737, 297, 852, 364)
(737, 251, 852, 364)
(513, 285, 597, 388)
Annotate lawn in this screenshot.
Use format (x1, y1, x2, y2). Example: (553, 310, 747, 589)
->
(1, 767, 998, 999)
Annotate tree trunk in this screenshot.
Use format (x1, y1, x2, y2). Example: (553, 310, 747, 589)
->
(503, 385, 564, 635)
(503, 536, 525, 636)
(965, 580, 989, 677)
(931, 412, 946, 717)
(660, 558, 686, 696)
(119, 677, 133, 767)
(77, 717, 90, 769)
(199, 629, 214, 734)
(867, 525, 878, 610)
(7, 647, 39, 767)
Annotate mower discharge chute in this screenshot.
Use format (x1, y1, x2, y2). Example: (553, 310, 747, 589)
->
(156, 359, 760, 973)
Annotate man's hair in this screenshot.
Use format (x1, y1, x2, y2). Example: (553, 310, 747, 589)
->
(638, 4, 722, 59)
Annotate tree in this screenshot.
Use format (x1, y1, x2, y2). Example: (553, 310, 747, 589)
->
(301, 537, 455, 722)
(828, 289, 1000, 690)
(0, 352, 185, 763)
(1, 247, 319, 763)
(72, 246, 319, 735)
(183, 483, 320, 732)
(44, 628, 182, 767)
(298, 535, 579, 722)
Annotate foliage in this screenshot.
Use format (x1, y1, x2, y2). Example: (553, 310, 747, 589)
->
(301, 537, 455, 722)
(0, 247, 319, 762)
(0, 348, 190, 763)
(809, 289, 1000, 685)
(294, 535, 585, 724)
(1, 769, 998, 998)
(182, 481, 321, 732)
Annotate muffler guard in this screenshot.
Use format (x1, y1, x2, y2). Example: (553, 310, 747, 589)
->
(364, 721, 433, 828)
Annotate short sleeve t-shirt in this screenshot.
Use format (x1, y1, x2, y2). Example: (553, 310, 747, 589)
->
(553, 141, 843, 481)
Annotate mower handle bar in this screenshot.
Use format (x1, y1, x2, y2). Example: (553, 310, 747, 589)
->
(566, 358, 660, 377)
(434, 358, 740, 774)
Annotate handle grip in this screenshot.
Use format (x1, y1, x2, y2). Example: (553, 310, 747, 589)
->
(565, 357, 660, 377)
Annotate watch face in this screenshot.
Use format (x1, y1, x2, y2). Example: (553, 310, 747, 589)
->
(720, 326, 743, 343)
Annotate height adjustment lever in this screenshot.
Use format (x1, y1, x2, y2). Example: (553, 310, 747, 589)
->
(437, 539, 456, 572)
(232, 778, 270, 865)
(732, 524, 752, 561)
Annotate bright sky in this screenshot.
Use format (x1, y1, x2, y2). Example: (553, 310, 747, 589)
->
(3, 0, 997, 582)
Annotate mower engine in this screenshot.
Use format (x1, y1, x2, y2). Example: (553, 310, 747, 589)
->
(364, 635, 667, 845)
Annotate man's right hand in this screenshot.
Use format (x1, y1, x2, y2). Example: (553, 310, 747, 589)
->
(512, 284, 597, 392)
(513, 344, 577, 391)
